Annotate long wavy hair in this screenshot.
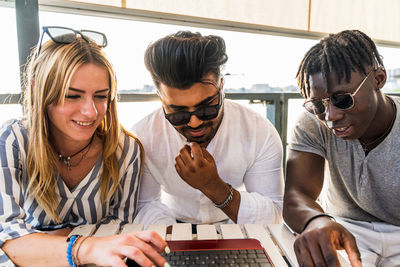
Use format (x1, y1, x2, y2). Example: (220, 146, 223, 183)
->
(22, 37, 143, 223)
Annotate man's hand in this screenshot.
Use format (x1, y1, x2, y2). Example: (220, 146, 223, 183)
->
(175, 143, 222, 192)
(294, 217, 362, 267)
(175, 142, 240, 222)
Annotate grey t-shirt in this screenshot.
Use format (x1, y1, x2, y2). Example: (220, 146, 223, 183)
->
(289, 96, 400, 226)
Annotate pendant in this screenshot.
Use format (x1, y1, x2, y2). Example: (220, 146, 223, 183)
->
(59, 155, 72, 170)
(56, 135, 94, 171)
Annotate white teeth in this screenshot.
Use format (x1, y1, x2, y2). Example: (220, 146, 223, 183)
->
(75, 121, 93, 126)
(336, 127, 348, 132)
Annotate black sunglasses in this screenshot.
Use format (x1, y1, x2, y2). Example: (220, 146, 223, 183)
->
(163, 90, 222, 126)
(36, 26, 107, 57)
(303, 68, 376, 115)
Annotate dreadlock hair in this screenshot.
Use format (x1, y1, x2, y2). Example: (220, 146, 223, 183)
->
(144, 31, 228, 89)
(296, 29, 384, 98)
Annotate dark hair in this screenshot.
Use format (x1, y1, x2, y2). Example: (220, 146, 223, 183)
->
(296, 29, 383, 98)
(144, 31, 228, 89)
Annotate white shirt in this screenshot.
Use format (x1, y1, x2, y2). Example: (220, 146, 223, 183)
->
(132, 99, 284, 225)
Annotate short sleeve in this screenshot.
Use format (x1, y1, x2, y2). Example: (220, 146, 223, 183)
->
(288, 111, 327, 158)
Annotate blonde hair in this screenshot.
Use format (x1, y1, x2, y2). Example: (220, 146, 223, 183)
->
(22, 37, 143, 223)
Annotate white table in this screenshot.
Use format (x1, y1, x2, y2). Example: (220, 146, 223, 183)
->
(70, 223, 351, 267)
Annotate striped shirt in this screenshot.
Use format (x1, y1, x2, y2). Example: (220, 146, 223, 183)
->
(0, 119, 142, 266)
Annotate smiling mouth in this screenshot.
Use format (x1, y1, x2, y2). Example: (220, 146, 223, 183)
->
(73, 120, 95, 126)
(334, 126, 350, 133)
(330, 125, 353, 137)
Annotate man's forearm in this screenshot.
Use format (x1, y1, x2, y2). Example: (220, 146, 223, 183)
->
(202, 180, 240, 223)
(220, 188, 240, 222)
(283, 190, 325, 233)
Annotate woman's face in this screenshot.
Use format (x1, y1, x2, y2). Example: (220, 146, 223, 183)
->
(47, 63, 110, 145)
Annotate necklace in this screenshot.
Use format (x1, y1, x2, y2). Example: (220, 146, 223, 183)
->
(57, 135, 94, 171)
(360, 97, 396, 153)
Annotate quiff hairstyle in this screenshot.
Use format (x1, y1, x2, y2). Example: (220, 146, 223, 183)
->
(144, 31, 228, 89)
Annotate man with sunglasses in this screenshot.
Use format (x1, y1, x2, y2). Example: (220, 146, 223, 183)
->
(284, 30, 400, 267)
(132, 31, 284, 227)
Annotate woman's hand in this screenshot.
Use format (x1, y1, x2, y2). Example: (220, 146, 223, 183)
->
(78, 230, 169, 267)
(45, 228, 72, 236)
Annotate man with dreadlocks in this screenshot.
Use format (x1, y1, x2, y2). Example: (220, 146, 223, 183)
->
(283, 29, 400, 267)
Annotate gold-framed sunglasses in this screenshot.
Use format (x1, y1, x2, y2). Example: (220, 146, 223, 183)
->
(303, 68, 376, 115)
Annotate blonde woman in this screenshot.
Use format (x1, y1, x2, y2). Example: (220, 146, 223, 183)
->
(0, 26, 169, 267)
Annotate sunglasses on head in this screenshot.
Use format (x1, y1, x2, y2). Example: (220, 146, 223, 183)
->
(303, 68, 376, 115)
(36, 26, 107, 57)
(162, 81, 223, 126)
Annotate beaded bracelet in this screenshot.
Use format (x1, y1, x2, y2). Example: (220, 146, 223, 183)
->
(213, 183, 233, 209)
(302, 214, 335, 232)
(74, 236, 89, 267)
(66, 235, 81, 267)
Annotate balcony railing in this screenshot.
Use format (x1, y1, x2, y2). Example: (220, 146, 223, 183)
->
(0, 92, 303, 163)
(4, 91, 400, 165)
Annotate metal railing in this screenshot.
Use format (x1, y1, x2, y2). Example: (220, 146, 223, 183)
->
(5, 91, 400, 165)
(0, 92, 302, 164)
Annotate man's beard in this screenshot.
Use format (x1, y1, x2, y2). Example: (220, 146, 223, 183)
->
(178, 121, 215, 145)
(175, 108, 224, 146)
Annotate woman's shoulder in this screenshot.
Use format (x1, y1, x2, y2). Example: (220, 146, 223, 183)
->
(120, 128, 140, 146)
(117, 129, 142, 160)
(0, 119, 28, 160)
(0, 118, 28, 142)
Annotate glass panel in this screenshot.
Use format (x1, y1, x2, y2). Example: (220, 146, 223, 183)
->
(0, 6, 21, 94)
(38, 10, 317, 93)
(0, 105, 23, 125)
(231, 99, 268, 118)
(117, 101, 161, 129)
(287, 98, 304, 143)
(378, 46, 400, 93)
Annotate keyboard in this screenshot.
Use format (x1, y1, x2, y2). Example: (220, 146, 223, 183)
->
(161, 248, 272, 266)
(126, 238, 273, 267)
